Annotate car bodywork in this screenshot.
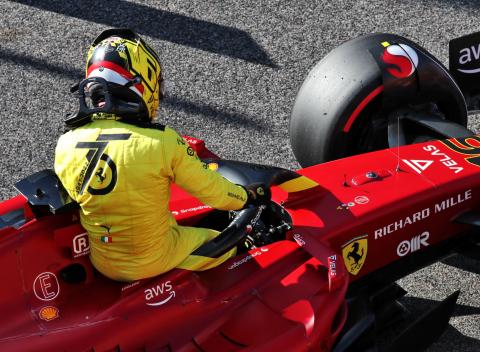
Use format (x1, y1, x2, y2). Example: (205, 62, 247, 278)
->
(0, 132, 479, 351)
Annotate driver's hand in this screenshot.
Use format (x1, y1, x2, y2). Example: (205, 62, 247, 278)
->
(243, 183, 271, 207)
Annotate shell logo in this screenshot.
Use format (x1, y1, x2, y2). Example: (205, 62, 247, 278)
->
(39, 306, 59, 321)
(381, 42, 419, 78)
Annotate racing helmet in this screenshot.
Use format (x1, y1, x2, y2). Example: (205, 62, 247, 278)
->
(85, 28, 163, 120)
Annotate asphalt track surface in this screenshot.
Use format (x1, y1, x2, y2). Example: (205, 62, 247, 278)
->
(0, 1, 479, 351)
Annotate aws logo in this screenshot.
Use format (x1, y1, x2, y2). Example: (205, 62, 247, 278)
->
(457, 44, 480, 73)
(145, 281, 176, 307)
(380, 42, 419, 79)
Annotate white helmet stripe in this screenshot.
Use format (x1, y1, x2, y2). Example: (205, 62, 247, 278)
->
(88, 67, 142, 97)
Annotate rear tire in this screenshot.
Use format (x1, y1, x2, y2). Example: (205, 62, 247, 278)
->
(290, 33, 468, 167)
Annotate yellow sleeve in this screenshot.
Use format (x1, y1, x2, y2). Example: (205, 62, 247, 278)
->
(163, 127, 247, 210)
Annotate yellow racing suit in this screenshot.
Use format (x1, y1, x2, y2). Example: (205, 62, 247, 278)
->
(54, 119, 247, 281)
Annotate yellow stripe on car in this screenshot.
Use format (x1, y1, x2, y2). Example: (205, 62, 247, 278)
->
(277, 176, 318, 192)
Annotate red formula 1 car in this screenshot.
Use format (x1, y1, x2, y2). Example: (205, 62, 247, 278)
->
(1, 32, 480, 351)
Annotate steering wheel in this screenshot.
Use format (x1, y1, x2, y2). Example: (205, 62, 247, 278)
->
(191, 206, 264, 258)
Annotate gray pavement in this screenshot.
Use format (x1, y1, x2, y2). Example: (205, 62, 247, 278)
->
(0, 0, 478, 350)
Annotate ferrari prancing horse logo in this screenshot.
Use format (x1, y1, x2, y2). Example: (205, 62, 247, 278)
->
(342, 235, 368, 275)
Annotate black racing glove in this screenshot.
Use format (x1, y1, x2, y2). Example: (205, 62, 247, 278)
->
(243, 183, 271, 207)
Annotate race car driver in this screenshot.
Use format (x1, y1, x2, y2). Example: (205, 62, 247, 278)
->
(54, 28, 268, 282)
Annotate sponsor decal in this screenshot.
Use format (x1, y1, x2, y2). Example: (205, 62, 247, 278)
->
(328, 255, 337, 277)
(397, 231, 429, 257)
(121, 280, 140, 292)
(337, 196, 369, 210)
(145, 281, 176, 307)
(375, 208, 430, 239)
(186, 147, 195, 156)
(375, 190, 472, 239)
(72, 232, 90, 258)
(423, 145, 463, 174)
(293, 233, 306, 246)
(434, 189, 472, 213)
(33, 272, 60, 301)
(439, 136, 480, 169)
(448, 33, 480, 93)
(402, 159, 433, 174)
(172, 205, 212, 215)
(457, 44, 480, 73)
(381, 42, 419, 79)
(228, 247, 269, 270)
(228, 191, 247, 202)
(354, 195, 369, 205)
(249, 205, 265, 227)
(183, 136, 200, 145)
(342, 235, 368, 275)
(39, 306, 59, 322)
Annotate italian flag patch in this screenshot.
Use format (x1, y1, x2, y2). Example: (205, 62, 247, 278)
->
(100, 236, 112, 243)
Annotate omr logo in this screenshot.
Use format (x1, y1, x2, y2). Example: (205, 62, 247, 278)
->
(381, 43, 419, 78)
(397, 231, 429, 257)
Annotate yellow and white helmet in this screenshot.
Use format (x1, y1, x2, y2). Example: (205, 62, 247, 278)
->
(86, 28, 163, 120)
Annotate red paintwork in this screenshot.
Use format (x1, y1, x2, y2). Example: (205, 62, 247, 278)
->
(0, 135, 479, 351)
(291, 139, 479, 282)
